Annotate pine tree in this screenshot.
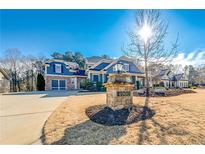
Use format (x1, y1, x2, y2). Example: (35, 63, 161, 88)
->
(36, 73, 45, 91)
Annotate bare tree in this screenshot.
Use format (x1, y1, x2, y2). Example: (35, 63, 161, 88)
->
(0, 48, 22, 92)
(124, 10, 179, 97)
(21, 55, 37, 91)
(0, 49, 47, 92)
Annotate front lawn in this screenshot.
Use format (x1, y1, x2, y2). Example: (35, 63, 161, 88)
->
(42, 89, 205, 145)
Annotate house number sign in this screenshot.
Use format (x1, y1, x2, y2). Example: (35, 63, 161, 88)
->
(117, 91, 131, 97)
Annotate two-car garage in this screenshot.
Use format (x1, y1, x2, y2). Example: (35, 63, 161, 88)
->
(45, 75, 87, 91)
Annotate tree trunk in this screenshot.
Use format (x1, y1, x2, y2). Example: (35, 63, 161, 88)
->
(26, 71, 30, 91)
(144, 58, 150, 97)
(17, 79, 21, 92)
(31, 70, 34, 91)
(144, 42, 150, 97)
(14, 71, 17, 92)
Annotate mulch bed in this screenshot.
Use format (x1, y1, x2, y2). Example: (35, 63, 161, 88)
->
(134, 89, 196, 97)
(85, 105, 155, 126)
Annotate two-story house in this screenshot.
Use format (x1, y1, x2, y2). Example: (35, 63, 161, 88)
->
(44, 59, 87, 90)
(86, 56, 145, 89)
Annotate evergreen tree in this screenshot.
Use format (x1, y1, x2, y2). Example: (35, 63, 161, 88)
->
(36, 73, 45, 91)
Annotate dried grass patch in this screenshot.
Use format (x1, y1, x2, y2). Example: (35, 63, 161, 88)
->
(42, 90, 205, 145)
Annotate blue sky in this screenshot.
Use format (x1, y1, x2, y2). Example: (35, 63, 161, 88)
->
(0, 9, 205, 64)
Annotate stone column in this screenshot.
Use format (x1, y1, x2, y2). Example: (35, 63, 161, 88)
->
(104, 74, 134, 110)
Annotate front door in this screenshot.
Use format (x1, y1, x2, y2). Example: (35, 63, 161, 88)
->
(136, 80, 140, 90)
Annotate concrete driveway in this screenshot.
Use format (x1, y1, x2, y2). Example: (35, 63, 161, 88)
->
(0, 91, 76, 145)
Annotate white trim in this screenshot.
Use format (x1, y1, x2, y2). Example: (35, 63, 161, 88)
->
(50, 79, 67, 90)
(88, 70, 106, 74)
(91, 73, 100, 82)
(108, 72, 145, 77)
(102, 73, 105, 83)
(46, 59, 65, 63)
(74, 77, 77, 89)
(45, 74, 87, 78)
(45, 65, 47, 75)
(103, 59, 118, 70)
(86, 59, 113, 72)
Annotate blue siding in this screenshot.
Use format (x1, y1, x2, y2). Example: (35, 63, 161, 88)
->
(90, 62, 110, 71)
(106, 60, 143, 74)
(46, 62, 73, 75)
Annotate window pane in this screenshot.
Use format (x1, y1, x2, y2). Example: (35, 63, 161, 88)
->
(52, 80, 58, 87)
(93, 75, 99, 82)
(55, 64, 62, 73)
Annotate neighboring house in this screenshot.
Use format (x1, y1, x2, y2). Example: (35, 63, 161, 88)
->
(87, 56, 145, 89)
(153, 69, 188, 88)
(44, 59, 87, 90)
(0, 68, 10, 93)
(172, 73, 189, 88)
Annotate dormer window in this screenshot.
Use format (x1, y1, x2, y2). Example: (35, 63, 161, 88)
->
(123, 63, 129, 71)
(55, 64, 62, 73)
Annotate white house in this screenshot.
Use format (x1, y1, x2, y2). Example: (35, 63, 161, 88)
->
(153, 69, 188, 88)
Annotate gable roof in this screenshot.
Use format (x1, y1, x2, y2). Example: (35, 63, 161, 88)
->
(89, 62, 111, 71)
(87, 59, 113, 71)
(86, 56, 112, 64)
(155, 69, 188, 81)
(172, 73, 188, 81)
(87, 56, 144, 75)
(103, 56, 138, 71)
(0, 68, 10, 80)
(159, 69, 171, 77)
(45, 59, 79, 69)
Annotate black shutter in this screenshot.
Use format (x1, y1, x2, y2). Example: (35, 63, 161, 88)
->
(61, 65, 64, 73)
(53, 64, 55, 73)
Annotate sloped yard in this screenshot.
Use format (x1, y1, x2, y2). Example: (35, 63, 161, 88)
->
(42, 89, 205, 145)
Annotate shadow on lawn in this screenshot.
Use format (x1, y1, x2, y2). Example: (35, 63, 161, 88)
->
(50, 120, 126, 145)
(137, 97, 190, 145)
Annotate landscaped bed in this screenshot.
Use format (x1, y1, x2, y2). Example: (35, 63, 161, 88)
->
(134, 89, 196, 97)
(42, 89, 205, 145)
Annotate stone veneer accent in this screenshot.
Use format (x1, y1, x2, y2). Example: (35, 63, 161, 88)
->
(105, 83, 134, 110)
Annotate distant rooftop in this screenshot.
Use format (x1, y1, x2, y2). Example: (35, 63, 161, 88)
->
(86, 56, 112, 63)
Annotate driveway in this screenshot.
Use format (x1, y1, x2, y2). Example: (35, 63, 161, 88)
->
(0, 91, 76, 145)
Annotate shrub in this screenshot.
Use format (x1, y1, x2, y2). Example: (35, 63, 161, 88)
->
(159, 82, 165, 87)
(188, 84, 197, 89)
(36, 73, 45, 91)
(96, 81, 103, 91)
(192, 86, 197, 89)
(80, 79, 93, 90)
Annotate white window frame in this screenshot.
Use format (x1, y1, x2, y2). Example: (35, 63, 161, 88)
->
(92, 74, 100, 82)
(55, 64, 62, 73)
(51, 79, 67, 90)
(123, 63, 129, 72)
(71, 77, 77, 89)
